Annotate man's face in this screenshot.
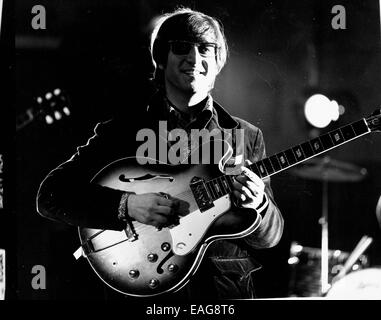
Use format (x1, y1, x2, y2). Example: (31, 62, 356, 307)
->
(163, 35, 219, 100)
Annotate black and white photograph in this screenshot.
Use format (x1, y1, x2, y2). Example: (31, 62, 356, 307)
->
(2, 0, 381, 313)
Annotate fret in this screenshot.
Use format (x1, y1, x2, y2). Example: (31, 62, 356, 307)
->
(276, 152, 289, 169)
(319, 133, 334, 149)
(329, 130, 344, 145)
(310, 138, 324, 153)
(269, 155, 281, 172)
(284, 149, 297, 165)
(301, 142, 314, 158)
(351, 119, 369, 135)
(341, 124, 356, 140)
(262, 158, 275, 174)
(292, 145, 305, 162)
(226, 175, 235, 191)
(250, 163, 262, 177)
(256, 161, 268, 177)
(206, 182, 216, 200)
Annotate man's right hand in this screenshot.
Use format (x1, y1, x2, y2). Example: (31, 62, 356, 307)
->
(127, 193, 177, 228)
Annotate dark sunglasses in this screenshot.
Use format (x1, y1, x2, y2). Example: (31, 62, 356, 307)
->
(168, 40, 218, 57)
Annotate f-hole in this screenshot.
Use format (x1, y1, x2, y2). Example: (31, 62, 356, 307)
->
(119, 173, 175, 183)
(156, 250, 174, 274)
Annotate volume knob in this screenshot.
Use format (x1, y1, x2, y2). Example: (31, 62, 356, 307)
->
(161, 242, 171, 251)
(149, 278, 159, 288)
(129, 270, 140, 278)
(147, 253, 158, 262)
(168, 264, 178, 272)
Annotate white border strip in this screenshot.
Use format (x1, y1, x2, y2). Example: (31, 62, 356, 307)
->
(0, 0, 3, 36)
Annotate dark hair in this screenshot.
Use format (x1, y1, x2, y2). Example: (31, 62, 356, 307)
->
(150, 8, 228, 85)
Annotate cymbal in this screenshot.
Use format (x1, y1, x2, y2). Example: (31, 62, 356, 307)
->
(326, 268, 381, 299)
(291, 156, 368, 182)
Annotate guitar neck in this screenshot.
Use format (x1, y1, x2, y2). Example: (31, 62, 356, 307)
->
(204, 118, 371, 200)
(250, 118, 370, 179)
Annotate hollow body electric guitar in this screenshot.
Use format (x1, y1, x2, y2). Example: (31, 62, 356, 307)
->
(78, 109, 380, 297)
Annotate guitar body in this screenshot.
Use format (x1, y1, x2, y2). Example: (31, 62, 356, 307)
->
(77, 107, 381, 297)
(78, 155, 261, 297)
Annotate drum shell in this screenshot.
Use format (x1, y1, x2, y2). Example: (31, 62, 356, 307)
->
(287, 242, 369, 297)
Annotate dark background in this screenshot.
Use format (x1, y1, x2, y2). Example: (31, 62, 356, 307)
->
(6, 0, 381, 299)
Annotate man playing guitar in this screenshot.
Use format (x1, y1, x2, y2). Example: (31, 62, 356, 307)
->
(36, 8, 284, 300)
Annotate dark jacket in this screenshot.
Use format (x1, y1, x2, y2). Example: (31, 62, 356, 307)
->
(36, 91, 283, 299)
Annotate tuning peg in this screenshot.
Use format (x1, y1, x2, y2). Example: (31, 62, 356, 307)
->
(45, 92, 53, 100)
(36, 97, 43, 104)
(54, 111, 62, 120)
(53, 88, 61, 96)
(63, 106, 70, 116)
(45, 115, 54, 124)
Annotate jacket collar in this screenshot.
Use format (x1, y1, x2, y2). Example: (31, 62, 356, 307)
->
(211, 99, 239, 130)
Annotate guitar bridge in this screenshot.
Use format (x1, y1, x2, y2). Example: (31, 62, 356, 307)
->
(190, 176, 214, 212)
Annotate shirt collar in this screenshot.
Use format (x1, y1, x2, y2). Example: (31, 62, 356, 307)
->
(146, 90, 239, 130)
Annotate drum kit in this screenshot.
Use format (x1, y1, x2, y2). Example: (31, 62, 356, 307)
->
(288, 156, 381, 299)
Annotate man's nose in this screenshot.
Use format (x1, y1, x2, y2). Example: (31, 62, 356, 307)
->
(185, 45, 203, 65)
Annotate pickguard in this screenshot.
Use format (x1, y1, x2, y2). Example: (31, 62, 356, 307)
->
(170, 195, 231, 255)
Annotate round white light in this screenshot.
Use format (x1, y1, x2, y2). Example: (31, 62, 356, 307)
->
(304, 94, 340, 128)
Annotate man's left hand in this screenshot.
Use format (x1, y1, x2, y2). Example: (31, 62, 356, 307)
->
(232, 159, 265, 210)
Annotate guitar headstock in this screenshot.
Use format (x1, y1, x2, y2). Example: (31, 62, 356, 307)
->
(366, 108, 381, 132)
(16, 88, 71, 131)
(35, 88, 71, 125)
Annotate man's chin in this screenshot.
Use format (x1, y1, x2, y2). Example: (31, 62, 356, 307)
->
(177, 80, 211, 96)
(189, 81, 212, 93)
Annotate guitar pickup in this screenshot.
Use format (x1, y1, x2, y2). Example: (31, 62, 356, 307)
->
(190, 176, 214, 212)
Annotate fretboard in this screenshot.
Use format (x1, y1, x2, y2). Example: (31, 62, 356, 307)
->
(204, 118, 370, 200)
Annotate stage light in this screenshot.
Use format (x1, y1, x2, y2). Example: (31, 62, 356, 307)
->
(287, 257, 299, 265)
(333, 250, 342, 258)
(304, 94, 340, 128)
